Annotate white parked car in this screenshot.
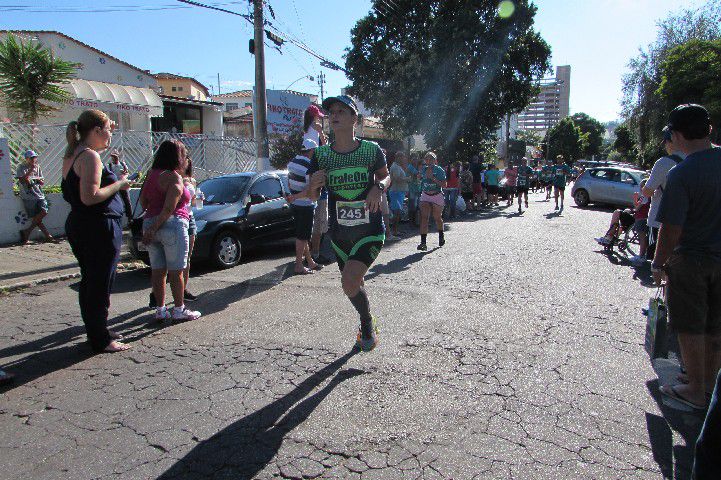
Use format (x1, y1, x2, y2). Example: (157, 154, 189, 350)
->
(571, 167, 648, 208)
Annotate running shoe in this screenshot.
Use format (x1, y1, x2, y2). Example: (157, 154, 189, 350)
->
(184, 290, 198, 302)
(356, 316, 379, 352)
(417, 243, 427, 251)
(172, 306, 201, 321)
(154, 307, 171, 321)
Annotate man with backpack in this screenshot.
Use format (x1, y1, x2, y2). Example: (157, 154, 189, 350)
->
(642, 126, 684, 260)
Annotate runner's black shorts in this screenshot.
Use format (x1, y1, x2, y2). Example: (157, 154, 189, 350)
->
(331, 233, 385, 271)
(516, 186, 529, 194)
(487, 185, 499, 195)
(554, 184, 565, 192)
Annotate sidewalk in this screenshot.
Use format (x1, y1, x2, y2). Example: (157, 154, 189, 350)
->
(0, 234, 145, 292)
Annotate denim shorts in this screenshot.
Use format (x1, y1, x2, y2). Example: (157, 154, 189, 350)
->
(388, 191, 406, 212)
(143, 215, 189, 271)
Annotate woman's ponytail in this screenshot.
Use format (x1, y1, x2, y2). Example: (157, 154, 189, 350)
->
(64, 110, 108, 159)
(65, 121, 80, 159)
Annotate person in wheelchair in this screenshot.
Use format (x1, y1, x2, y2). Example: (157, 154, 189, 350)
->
(595, 209, 635, 248)
(595, 180, 650, 260)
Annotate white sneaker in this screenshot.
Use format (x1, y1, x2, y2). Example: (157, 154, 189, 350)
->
(154, 307, 171, 321)
(172, 306, 201, 321)
(595, 236, 610, 246)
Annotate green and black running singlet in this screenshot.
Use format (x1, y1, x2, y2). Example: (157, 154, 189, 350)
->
(309, 140, 387, 268)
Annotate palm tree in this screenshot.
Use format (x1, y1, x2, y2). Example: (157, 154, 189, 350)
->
(0, 33, 77, 124)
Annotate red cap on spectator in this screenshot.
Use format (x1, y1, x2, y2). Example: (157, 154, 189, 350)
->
(307, 104, 325, 118)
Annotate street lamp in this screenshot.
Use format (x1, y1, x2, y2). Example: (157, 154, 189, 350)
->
(285, 75, 314, 91)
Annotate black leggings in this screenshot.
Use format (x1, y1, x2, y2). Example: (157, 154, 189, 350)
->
(66, 214, 122, 351)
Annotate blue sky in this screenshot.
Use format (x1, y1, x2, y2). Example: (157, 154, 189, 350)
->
(1, 0, 708, 122)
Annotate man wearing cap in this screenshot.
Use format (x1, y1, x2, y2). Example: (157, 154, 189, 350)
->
(515, 157, 534, 213)
(286, 138, 322, 275)
(652, 105, 721, 420)
(642, 126, 684, 260)
(15, 150, 54, 243)
(288, 94, 390, 352)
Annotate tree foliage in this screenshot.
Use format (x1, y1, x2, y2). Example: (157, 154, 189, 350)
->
(516, 129, 543, 148)
(657, 39, 721, 143)
(545, 117, 584, 162)
(571, 112, 605, 157)
(269, 128, 304, 170)
(611, 124, 637, 162)
(621, 0, 721, 166)
(0, 33, 77, 123)
(345, 0, 551, 160)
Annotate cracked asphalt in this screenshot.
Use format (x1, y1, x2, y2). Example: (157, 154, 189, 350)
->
(0, 192, 706, 479)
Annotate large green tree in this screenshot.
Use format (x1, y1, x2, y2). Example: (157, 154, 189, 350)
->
(0, 33, 77, 123)
(571, 112, 605, 158)
(612, 124, 636, 160)
(621, 0, 721, 166)
(657, 39, 721, 143)
(545, 117, 584, 162)
(345, 0, 551, 160)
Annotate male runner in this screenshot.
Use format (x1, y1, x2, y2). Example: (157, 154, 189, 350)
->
(541, 160, 553, 200)
(515, 157, 534, 213)
(288, 95, 390, 352)
(552, 155, 572, 210)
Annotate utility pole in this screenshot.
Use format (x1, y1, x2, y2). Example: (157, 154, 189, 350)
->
(217, 73, 221, 96)
(318, 71, 325, 102)
(253, 0, 271, 171)
(505, 114, 511, 167)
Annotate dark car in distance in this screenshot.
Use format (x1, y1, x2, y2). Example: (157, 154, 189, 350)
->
(129, 171, 295, 268)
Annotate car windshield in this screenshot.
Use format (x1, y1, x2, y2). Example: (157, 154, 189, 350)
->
(198, 176, 250, 204)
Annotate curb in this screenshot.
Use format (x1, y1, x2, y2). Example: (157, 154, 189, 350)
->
(0, 261, 147, 294)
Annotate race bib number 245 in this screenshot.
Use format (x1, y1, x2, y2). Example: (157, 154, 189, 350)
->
(336, 200, 369, 227)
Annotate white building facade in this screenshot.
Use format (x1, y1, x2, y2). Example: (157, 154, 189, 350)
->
(0, 30, 164, 130)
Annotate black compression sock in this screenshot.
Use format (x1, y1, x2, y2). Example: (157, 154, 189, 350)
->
(349, 288, 372, 332)
(420, 234, 427, 244)
(439, 231, 445, 241)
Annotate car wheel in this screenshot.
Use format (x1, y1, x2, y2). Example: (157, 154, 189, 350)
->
(212, 230, 242, 268)
(574, 189, 590, 207)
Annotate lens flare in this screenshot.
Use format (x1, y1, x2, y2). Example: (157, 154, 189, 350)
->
(498, 0, 515, 18)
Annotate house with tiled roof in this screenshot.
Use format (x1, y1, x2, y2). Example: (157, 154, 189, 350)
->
(154, 73, 210, 101)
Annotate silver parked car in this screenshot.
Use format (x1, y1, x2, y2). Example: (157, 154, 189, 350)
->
(571, 167, 647, 208)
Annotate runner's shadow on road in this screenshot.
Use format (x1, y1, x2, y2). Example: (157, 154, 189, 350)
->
(197, 262, 295, 317)
(157, 348, 363, 480)
(645, 378, 705, 480)
(365, 248, 438, 280)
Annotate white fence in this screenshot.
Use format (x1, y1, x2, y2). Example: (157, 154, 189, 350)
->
(0, 122, 258, 185)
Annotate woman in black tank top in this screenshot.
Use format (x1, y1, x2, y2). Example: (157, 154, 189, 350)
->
(61, 110, 131, 353)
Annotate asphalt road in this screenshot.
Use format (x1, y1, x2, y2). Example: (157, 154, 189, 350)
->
(0, 192, 706, 479)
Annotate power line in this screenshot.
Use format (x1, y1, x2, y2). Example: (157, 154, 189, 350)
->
(1, 1, 245, 13)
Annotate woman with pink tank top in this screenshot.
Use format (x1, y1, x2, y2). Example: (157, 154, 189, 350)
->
(140, 140, 201, 321)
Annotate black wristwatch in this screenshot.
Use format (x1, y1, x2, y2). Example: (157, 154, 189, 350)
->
(375, 182, 386, 193)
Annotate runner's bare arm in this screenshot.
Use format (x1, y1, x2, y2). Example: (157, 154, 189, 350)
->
(285, 170, 325, 203)
(366, 166, 390, 213)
